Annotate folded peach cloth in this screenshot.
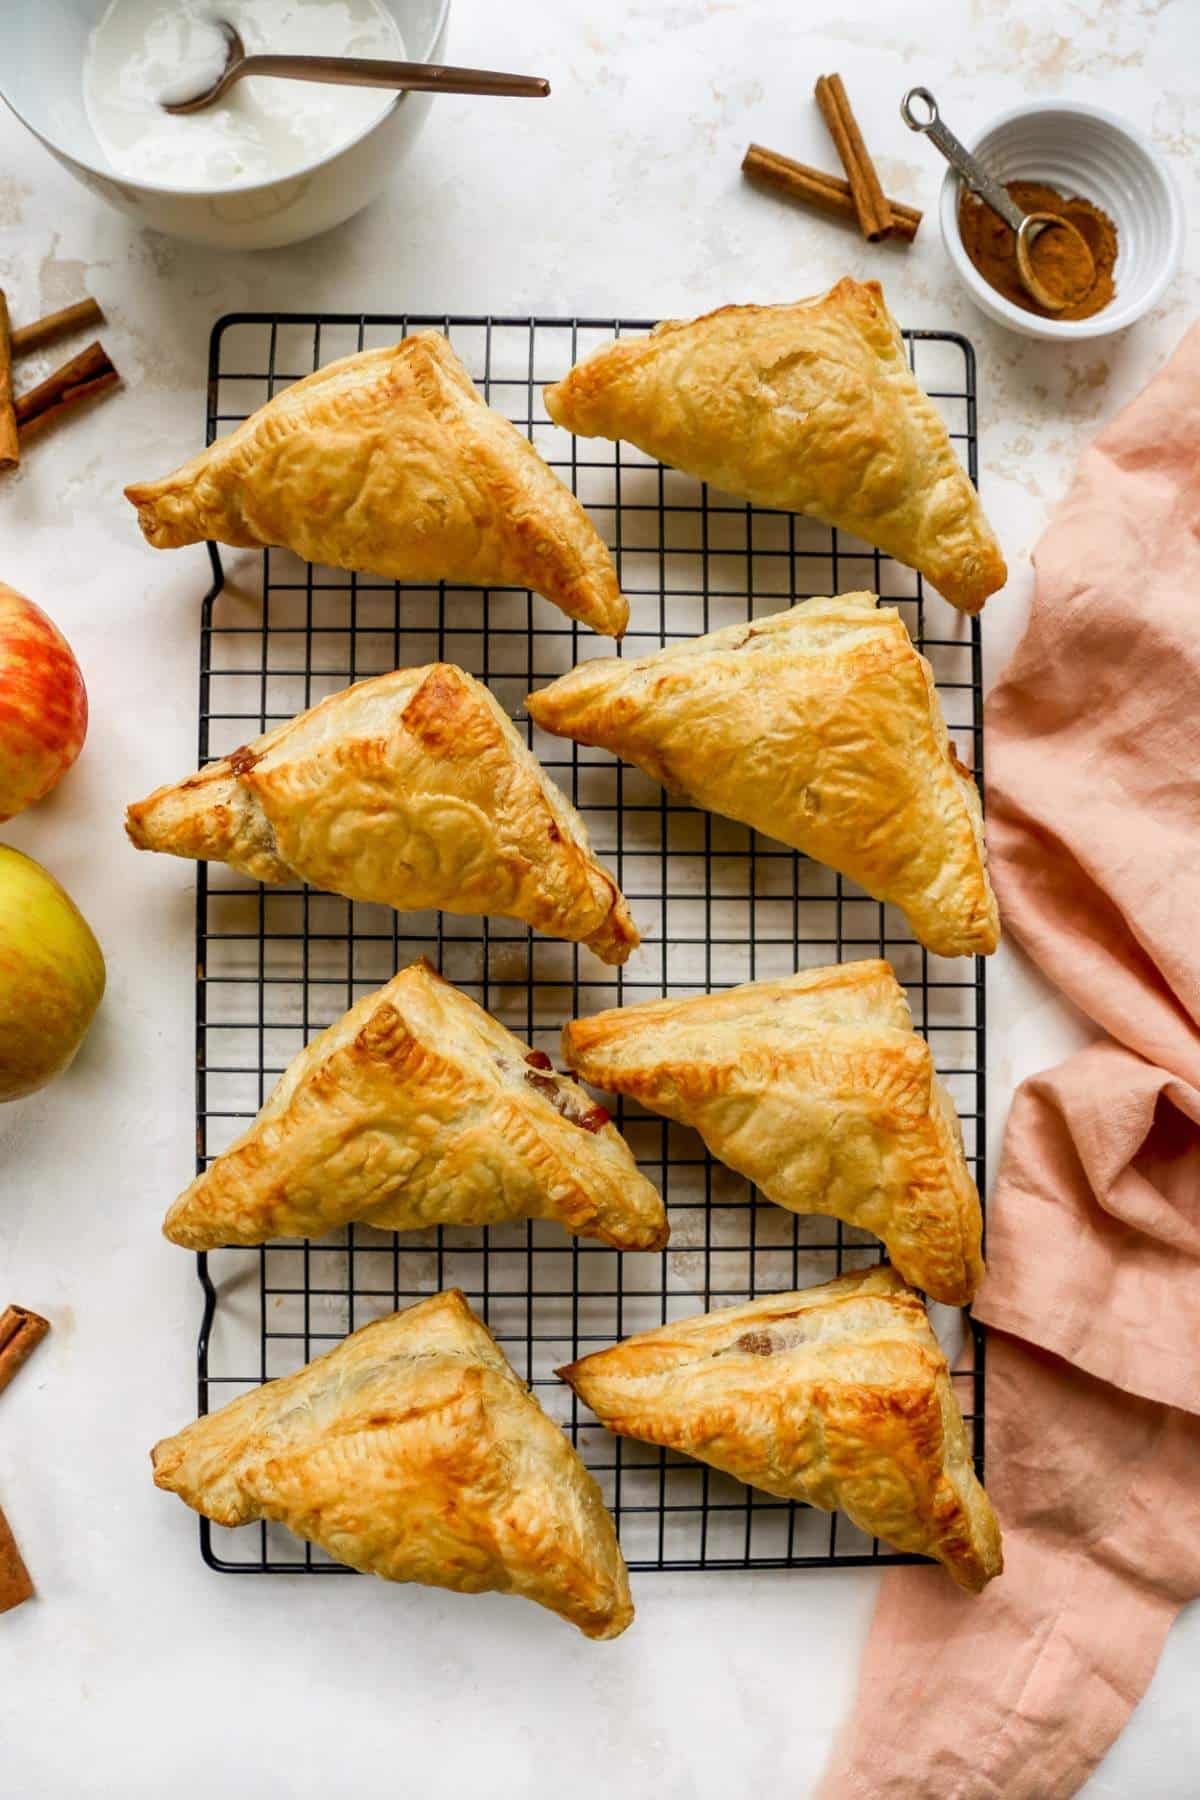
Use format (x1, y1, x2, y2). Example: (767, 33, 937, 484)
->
(819, 322, 1200, 1800)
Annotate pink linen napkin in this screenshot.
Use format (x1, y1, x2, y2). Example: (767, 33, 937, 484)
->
(818, 320, 1200, 1800)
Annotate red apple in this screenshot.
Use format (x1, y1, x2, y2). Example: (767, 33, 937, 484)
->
(0, 583, 88, 823)
(0, 846, 105, 1102)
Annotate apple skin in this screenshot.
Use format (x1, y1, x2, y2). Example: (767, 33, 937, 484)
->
(0, 583, 88, 824)
(0, 845, 105, 1102)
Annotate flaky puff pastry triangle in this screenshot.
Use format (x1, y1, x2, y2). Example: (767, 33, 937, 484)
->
(563, 961, 983, 1305)
(528, 594, 999, 959)
(544, 279, 1005, 614)
(560, 1265, 1001, 1591)
(153, 1290, 634, 1638)
(126, 663, 638, 965)
(126, 333, 627, 638)
(165, 959, 668, 1253)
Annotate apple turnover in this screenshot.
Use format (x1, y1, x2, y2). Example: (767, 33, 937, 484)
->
(165, 959, 667, 1253)
(544, 279, 1006, 614)
(527, 593, 999, 959)
(126, 333, 627, 638)
(153, 1290, 634, 1638)
(562, 960, 983, 1305)
(560, 1264, 1001, 1591)
(126, 663, 638, 965)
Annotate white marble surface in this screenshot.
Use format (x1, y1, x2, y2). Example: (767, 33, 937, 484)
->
(1, 2, 1197, 1793)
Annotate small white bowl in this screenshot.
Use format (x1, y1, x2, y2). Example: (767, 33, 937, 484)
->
(939, 99, 1183, 341)
(0, 0, 449, 251)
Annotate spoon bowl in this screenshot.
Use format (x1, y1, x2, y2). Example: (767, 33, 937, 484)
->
(159, 15, 549, 114)
(1014, 212, 1097, 314)
(158, 18, 244, 114)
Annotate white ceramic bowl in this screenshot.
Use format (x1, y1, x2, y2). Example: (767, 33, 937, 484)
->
(939, 100, 1183, 341)
(0, 0, 450, 250)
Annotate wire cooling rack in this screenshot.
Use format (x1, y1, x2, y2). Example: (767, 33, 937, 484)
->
(192, 311, 986, 1576)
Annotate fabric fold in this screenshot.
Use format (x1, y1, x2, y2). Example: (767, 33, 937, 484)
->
(978, 1049, 1200, 1413)
(821, 1336, 1200, 1800)
(819, 320, 1200, 1800)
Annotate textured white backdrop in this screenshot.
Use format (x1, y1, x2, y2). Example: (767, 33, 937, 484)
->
(0, 2, 1196, 1793)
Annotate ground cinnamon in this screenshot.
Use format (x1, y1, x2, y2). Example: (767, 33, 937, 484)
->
(958, 180, 1118, 321)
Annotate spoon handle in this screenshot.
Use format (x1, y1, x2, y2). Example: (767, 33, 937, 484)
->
(239, 55, 550, 98)
(900, 87, 1025, 231)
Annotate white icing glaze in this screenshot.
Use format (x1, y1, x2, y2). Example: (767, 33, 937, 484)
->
(83, 0, 405, 190)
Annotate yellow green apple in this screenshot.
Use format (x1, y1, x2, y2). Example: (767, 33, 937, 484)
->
(0, 583, 88, 823)
(0, 846, 105, 1101)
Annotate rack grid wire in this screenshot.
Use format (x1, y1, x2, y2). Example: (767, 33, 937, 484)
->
(193, 310, 987, 1576)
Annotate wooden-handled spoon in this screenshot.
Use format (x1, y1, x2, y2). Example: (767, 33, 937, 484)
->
(161, 20, 550, 114)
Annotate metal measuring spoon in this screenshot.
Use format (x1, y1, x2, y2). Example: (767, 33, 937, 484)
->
(900, 87, 1094, 313)
(160, 19, 550, 114)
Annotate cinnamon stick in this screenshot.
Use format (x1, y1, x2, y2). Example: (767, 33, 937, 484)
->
(814, 73, 894, 241)
(20, 371, 121, 439)
(11, 297, 104, 358)
(743, 144, 921, 242)
(0, 1502, 33, 1614)
(0, 1306, 50, 1400)
(0, 291, 18, 472)
(14, 341, 120, 433)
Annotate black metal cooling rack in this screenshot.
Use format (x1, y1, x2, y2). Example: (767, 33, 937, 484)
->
(192, 311, 986, 1577)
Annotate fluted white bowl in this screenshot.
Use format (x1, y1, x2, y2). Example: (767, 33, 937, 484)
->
(939, 100, 1183, 341)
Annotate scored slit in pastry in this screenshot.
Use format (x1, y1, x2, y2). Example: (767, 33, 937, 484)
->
(165, 958, 668, 1253)
(527, 593, 999, 959)
(152, 1290, 634, 1638)
(125, 332, 628, 639)
(559, 1264, 1002, 1592)
(125, 662, 639, 965)
(544, 279, 1006, 614)
(562, 960, 983, 1305)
